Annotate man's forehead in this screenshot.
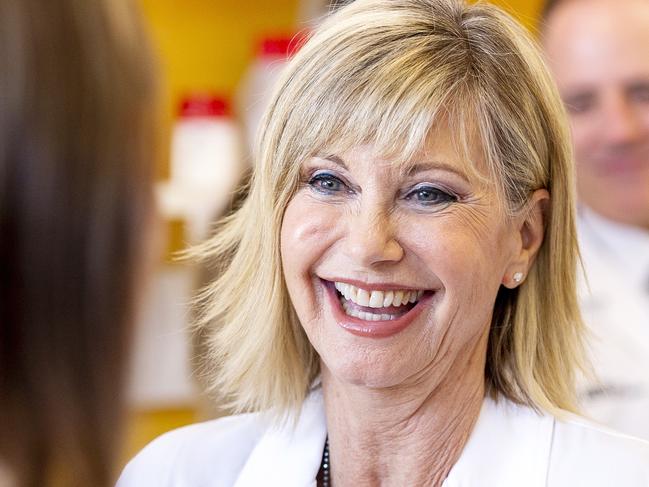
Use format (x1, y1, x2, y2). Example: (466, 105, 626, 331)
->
(544, 0, 649, 45)
(543, 0, 649, 87)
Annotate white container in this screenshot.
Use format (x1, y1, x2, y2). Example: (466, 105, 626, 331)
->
(167, 95, 243, 242)
(237, 36, 302, 158)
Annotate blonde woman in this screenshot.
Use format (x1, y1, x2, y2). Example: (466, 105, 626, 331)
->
(120, 0, 649, 485)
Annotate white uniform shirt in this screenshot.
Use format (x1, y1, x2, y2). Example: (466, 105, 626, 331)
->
(576, 206, 649, 440)
(118, 388, 649, 486)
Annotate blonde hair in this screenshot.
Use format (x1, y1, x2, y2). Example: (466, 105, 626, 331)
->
(194, 0, 584, 418)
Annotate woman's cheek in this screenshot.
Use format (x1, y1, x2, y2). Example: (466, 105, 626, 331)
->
(284, 194, 337, 241)
(281, 196, 341, 325)
(281, 195, 339, 280)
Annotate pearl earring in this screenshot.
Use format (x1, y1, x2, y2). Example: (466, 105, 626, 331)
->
(513, 272, 523, 283)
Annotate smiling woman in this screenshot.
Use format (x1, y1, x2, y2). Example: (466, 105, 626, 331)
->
(119, 0, 649, 485)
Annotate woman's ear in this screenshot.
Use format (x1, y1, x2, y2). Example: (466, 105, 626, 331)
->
(502, 189, 549, 288)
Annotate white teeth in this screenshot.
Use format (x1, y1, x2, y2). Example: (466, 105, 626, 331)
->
(369, 290, 384, 308)
(348, 285, 358, 302)
(356, 288, 370, 306)
(343, 286, 352, 301)
(342, 300, 397, 321)
(333, 281, 426, 309)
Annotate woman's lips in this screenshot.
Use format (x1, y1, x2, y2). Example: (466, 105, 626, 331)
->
(322, 279, 432, 338)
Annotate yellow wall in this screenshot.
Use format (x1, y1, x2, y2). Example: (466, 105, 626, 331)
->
(140, 0, 299, 96)
(491, 0, 543, 32)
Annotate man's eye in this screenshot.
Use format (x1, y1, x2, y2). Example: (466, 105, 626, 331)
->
(629, 83, 649, 103)
(308, 173, 346, 194)
(405, 186, 457, 206)
(564, 93, 596, 115)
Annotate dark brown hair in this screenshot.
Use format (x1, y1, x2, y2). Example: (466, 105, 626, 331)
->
(0, 0, 157, 485)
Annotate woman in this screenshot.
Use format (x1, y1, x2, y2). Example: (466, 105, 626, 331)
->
(119, 0, 649, 485)
(0, 0, 157, 486)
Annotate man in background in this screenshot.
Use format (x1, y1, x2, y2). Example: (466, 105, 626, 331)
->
(542, 0, 649, 439)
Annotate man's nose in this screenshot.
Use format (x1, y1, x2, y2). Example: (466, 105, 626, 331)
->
(602, 93, 644, 147)
(344, 204, 404, 267)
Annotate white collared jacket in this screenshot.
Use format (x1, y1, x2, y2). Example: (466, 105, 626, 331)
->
(118, 388, 649, 486)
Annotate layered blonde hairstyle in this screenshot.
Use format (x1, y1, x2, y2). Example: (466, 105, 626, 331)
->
(195, 0, 584, 418)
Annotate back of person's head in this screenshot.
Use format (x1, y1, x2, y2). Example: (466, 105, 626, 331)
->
(0, 0, 157, 485)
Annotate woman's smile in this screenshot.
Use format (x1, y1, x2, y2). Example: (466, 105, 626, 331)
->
(320, 278, 435, 338)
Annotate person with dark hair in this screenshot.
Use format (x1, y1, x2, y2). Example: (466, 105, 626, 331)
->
(0, 0, 158, 485)
(541, 0, 649, 440)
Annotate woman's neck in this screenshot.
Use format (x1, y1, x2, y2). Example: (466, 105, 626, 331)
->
(320, 341, 486, 487)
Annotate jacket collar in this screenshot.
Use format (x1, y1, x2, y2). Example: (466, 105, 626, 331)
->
(234, 389, 554, 487)
(234, 388, 327, 487)
(443, 397, 554, 486)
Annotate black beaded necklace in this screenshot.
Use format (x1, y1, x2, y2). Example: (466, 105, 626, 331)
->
(318, 437, 330, 487)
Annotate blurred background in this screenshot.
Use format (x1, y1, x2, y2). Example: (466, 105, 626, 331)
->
(123, 0, 544, 464)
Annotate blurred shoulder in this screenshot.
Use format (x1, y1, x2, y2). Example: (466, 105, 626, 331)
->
(117, 412, 266, 487)
(549, 414, 649, 485)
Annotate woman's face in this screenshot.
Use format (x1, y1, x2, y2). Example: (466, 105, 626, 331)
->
(280, 129, 525, 388)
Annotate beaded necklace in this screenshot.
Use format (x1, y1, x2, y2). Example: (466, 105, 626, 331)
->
(319, 437, 330, 487)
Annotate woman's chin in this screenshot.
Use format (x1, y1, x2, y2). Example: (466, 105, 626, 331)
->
(319, 350, 418, 390)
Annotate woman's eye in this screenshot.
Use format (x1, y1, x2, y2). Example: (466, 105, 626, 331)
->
(308, 173, 346, 194)
(405, 186, 457, 206)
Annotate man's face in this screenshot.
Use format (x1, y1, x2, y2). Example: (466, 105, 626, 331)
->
(543, 0, 649, 229)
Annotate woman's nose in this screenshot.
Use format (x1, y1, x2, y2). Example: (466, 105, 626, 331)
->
(343, 206, 404, 267)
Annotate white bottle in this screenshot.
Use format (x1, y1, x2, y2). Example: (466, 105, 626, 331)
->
(237, 36, 302, 159)
(161, 95, 243, 242)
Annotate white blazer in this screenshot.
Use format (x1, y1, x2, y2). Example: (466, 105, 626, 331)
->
(118, 388, 649, 486)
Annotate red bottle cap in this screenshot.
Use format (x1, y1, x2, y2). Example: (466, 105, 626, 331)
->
(178, 95, 230, 118)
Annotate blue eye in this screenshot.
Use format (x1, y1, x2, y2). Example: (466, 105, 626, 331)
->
(405, 185, 457, 206)
(308, 172, 347, 194)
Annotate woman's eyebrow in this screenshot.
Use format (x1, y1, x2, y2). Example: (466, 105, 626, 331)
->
(404, 161, 470, 183)
(318, 154, 349, 170)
